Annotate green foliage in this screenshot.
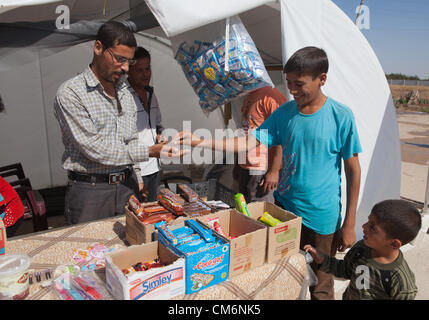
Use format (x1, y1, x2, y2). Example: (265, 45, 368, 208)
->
(386, 73, 421, 80)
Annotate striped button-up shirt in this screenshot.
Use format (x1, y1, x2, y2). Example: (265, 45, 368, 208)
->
(54, 66, 148, 182)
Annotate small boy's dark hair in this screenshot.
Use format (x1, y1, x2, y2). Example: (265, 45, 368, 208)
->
(371, 199, 421, 245)
(134, 46, 151, 61)
(96, 21, 137, 50)
(283, 46, 329, 78)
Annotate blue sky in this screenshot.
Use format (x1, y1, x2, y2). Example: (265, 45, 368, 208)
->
(332, 0, 429, 79)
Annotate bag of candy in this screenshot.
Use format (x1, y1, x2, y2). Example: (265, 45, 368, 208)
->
(173, 15, 273, 115)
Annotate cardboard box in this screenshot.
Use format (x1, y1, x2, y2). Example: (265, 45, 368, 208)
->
(125, 204, 188, 245)
(246, 202, 302, 263)
(105, 241, 185, 300)
(157, 220, 230, 294)
(197, 209, 267, 277)
(0, 218, 6, 256)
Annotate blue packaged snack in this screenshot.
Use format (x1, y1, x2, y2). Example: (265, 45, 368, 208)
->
(171, 226, 194, 239)
(186, 219, 214, 243)
(155, 221, 179, 246)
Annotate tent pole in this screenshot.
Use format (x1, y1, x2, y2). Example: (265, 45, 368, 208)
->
(355, 0, 365, 25)
(423, 160, 429, 216)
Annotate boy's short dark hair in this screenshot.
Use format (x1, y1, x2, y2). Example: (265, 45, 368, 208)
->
(133, 46, 151, 61)
(283, 46, 329, 78)
(371, 199, 422, 245)
(96, 21, 137, 50)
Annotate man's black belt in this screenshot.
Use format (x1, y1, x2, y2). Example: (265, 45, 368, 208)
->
(68, 168, 132, 185)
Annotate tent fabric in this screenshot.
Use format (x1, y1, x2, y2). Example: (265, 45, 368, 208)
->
(144, 0, 273, 37)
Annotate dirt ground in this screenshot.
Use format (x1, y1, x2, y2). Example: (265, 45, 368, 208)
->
(390, 84, 429, 112)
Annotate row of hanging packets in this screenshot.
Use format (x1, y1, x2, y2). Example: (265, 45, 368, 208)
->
(175, 17, 273, 115)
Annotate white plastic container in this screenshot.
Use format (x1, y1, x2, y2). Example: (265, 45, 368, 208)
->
(0, 254, 31, 300)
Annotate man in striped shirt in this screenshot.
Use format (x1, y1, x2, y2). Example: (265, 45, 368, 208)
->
(305, 199, 421, 299)
(54, 21, 184, 225)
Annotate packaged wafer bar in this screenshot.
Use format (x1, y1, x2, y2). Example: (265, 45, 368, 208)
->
(177, 184, 199, 203)
(158, 195, 184, 215)
(128, 195, 144, 216)
(159, 188, 185, 205)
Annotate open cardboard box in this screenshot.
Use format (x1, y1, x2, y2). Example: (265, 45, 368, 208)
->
(125, 202, 189, 245)
(156, 219, 230, 294)
(105, 241, 185, 300)
(246, 202, 302, 263)
(197, 209, 267, 277)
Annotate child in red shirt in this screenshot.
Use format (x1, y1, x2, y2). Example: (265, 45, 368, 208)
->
(0, 176, 24, 237)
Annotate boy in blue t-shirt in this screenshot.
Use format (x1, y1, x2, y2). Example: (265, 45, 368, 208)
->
(174, 46, 362, 300)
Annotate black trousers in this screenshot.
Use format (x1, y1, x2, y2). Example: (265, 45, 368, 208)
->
(64, 172, 140, 225)
(141, 171, 161, 202)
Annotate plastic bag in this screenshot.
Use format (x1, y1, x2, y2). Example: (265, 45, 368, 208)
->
(174, 15, 273, 115)
(297, 250, 318, 300)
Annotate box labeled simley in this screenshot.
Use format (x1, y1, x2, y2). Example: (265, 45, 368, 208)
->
(197, 209, 267, 277)
(105, 241, 185, 300)
(125, 204, 189, 245)
(246, 202, 302, 263)
(157, 220, 230, 294)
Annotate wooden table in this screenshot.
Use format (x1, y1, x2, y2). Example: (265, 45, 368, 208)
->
(6, 215, 307, 300)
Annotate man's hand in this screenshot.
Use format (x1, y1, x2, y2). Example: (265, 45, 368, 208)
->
(336, 224, 356, 252)
(303, 244, 326, 265)
(259, 170, 279, 193)
(148, 141, 189, 159)
(156, 133, 168, 144)
(172, 131, 201, 147)
(138, 183, 148, 200)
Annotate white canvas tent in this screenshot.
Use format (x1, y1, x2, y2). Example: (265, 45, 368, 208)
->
(0, 0, 401, 240)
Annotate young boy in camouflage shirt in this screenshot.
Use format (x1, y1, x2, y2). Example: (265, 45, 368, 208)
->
(305, 199, 421, 300)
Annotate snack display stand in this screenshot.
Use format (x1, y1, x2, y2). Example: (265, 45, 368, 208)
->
(6, 215, 307, 300)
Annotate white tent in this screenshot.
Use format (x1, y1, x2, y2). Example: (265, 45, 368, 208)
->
(0, 0, 401, 240)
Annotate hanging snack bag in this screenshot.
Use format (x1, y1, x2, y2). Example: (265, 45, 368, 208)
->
(174, 15, 273, 115)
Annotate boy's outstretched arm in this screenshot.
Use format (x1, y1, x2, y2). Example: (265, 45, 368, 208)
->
(304, 244, 353, 280)
(338, 154, 361, 252)
(173, 131, 261, 153)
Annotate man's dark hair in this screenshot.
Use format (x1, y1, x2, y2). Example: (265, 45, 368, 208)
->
(371, 199, 422, 245)
(96, 21, 137, 49)
(134, 46, 151, 61)
(283, 46, 329, 78)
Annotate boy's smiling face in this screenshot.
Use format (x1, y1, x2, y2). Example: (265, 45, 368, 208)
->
(362, 214, 395, 251)
(285, 71, 327, 108)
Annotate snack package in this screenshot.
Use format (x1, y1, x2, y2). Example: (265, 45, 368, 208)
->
(234, 193, 250, 217)
(174, 15, 273, 115)
(258, 211, 282, 227)
(206, 217, 227, 237)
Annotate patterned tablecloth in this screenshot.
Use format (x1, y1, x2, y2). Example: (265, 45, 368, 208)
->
(6, 215, 307, 300)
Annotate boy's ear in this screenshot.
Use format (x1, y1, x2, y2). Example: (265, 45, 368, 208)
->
(390, 239, 402, 250)
(319, 73, 327, 86)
